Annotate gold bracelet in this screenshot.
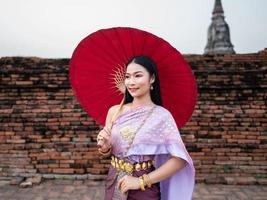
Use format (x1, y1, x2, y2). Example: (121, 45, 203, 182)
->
(98, 147, 112, 156)
(139, 176, 145, 191)
(142, 174, 152, 188)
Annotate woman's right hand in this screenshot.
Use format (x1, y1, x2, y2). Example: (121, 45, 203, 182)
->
(97, 126, 112, 152)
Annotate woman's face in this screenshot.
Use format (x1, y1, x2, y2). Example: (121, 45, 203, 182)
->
(125, 62, 154, 98)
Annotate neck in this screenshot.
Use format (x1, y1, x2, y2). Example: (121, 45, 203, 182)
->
(131, 94, 154, 108)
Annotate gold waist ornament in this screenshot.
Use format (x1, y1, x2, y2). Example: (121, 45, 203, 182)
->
(111, 155, 154, 174)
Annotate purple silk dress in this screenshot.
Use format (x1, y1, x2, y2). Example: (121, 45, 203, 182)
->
(104, 105, 195, 200)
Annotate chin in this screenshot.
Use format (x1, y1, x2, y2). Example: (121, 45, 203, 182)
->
(131, 92, 149, 99)
(129, 93, 139, 98)
(128, 91, 140, 97)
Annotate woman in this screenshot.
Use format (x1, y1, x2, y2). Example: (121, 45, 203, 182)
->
(97, 56, 195, 200)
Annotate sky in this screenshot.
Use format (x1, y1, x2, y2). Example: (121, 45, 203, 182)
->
(0, 0, 267, 58)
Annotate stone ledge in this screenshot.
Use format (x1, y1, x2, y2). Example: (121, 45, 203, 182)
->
(10, 173, 107, 181)
(42, 173, 106, 181)
(6, 173, 107, 187)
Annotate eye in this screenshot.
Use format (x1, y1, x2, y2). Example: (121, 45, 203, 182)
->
(135, 74, 143, 77)
(125, 75, 130, 79)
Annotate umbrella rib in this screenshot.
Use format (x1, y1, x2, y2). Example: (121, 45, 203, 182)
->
(87, 29, 122, 71)
(156, 50, 182, 66)
(129, 28, 135, 56)
(148, 38, 165, 58)
(140, 30, 147, 55)
(88, 35, 118, 70)
(85, 89, 122, 108)
(99, 29, 124, 65)
(114, 28, 129, 63)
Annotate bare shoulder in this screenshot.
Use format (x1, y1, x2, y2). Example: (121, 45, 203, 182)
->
(108, 103, 132, 115)
(105, 104, 121, 125)
(108, 104, 121, 116)
(105, 104, 130, 125)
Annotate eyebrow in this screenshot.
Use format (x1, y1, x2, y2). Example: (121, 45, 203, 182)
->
(125, 71, 144, 75)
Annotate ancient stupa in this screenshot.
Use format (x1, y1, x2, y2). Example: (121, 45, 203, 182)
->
(204, 0, 235, 54)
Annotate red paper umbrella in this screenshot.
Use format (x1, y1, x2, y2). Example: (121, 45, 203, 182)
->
(70, 27, 198, 128)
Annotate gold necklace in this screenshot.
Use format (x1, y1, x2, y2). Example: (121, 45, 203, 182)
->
(119, 103, 154, 142)
(120, 126, 135, 142)
(119, 105, 156, 152)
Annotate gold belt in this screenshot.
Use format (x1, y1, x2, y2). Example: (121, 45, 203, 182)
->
(111, 155, 154, 174)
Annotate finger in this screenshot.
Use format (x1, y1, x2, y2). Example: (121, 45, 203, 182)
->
(103, 127, 111, 135)
(97, 131, 105, 140)
(97, 138, 103, 144)
(100, 134, 110, 142)
(97, 139, 104, 146)
(98, 130, 106, 137)
(97, 138, 104, 144)
(104, 125, 111, 131)
(118, 176, 126, 188)
(99, 131, 109, 139)
(101, 135, 109, 141)
(117, 178, 123, 189)
(121, 185, 128, 194)
(120, 181, 125, 188)
(97, 136, 104, 141)
(97, 136, 104, 142)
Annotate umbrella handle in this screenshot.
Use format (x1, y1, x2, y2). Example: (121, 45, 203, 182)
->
(109, 96, 125, 129)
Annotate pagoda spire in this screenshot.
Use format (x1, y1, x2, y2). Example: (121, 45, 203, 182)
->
(213, 0, 224, 15)
(204, 0, 235, 55)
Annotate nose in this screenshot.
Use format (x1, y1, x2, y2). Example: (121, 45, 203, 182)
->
(126, 77, 135, 85)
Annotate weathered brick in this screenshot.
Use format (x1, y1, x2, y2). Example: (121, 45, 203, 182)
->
(6, 139, 25, 144)
(53, 168, 74, 174)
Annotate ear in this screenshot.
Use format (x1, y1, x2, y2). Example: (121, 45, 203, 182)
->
(150, 74, 155, 84)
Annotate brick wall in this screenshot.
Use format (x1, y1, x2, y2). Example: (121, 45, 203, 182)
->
(0, 49, 266, 185)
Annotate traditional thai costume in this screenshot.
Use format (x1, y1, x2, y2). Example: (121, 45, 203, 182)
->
(104, 105, 195, 200)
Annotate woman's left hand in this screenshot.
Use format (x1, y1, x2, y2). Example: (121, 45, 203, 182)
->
(117, 175, 140, 194)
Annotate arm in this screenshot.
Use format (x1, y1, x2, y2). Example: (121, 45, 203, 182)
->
(105, 105, 119, 128)
(148, 156, 186, 185)
(118, 156, 186, 194)
(97, 105, 120, 152)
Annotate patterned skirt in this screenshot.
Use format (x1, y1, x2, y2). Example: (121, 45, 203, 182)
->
(104, 165, 160, 200)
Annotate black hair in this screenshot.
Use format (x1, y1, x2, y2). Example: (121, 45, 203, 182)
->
(123, 56, 163, 106)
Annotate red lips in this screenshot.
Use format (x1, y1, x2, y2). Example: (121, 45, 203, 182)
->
(128, 88, 139, 92)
